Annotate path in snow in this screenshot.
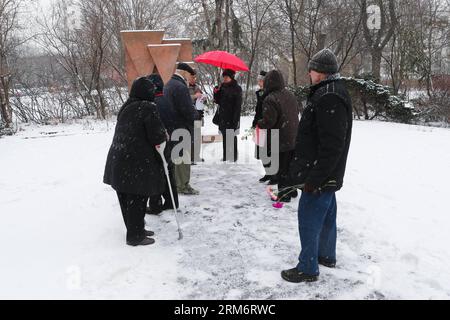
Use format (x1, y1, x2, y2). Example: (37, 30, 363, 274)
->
(1, 116, 449, 299)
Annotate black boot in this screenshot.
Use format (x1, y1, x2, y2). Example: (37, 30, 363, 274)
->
(127, 237, 156, 247)
(281, 268, 318, 283)
(319, 257, 336, 268)
(147, 196, 163, 215)
(144, 230, 155, 237)
(146, 206, 162, 215)
(162, 202, 178, 211)
(259, 175, 271, 183)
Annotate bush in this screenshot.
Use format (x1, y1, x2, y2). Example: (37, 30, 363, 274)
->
(412, 90, 450, 125)
(0, 123, 16, 137)
(288, 77, 416, 124)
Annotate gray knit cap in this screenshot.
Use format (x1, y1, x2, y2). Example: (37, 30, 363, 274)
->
(308, 49, 339, 74)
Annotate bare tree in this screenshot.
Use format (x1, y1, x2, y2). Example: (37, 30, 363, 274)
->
(79, 0, 113, 119)
(415, 0, 449, 97)
(237, 0, 276, 105)
(361, 0, 398, 82)
(279, 0, 305, 86)
(5, 0, 449, 127)
(36, 0, 114, 119)
(0, 0, 24, 128)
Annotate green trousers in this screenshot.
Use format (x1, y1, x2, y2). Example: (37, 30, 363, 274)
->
(174, 151, 191, 191)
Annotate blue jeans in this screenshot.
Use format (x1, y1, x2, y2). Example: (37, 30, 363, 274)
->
(296, 191, 337, 276)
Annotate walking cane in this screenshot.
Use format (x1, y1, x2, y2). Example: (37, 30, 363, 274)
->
(155, 142, 184, 240)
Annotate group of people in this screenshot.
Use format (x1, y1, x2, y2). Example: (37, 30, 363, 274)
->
(103, 48, 353, 284)
(103, 63, 202, 247)
(250, 49, 353, 283)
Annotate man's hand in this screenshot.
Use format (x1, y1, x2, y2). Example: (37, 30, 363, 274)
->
(155, 141, 167, 154)
(195, 92, 203, 99)
(303, 184, 317, 193)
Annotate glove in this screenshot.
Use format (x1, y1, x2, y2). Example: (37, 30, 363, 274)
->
(155, 141, 167, 155)
(198, 110, 205, 119)
(213, 86, 220, 94)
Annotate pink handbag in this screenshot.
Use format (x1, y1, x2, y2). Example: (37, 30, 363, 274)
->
(253, 125, 267, 147)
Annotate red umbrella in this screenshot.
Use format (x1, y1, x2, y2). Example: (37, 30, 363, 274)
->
(194, 51, 249, 72)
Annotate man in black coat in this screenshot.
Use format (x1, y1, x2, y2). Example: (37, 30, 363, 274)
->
(147, 74, 179, 215)
(281, 49, 353, 283)
(257, 70, 300, 202)
(213, 69, 243, 162)
(164, 63, 201, 195)
(103, 76, 167, 247)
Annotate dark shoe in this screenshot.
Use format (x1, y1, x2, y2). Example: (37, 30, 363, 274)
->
(162, 202, 178, 211)
(180, 185, 199, 195)
(146, 206, 162, 215)
(259, 175, 271, 183)
(281, 268, 318, 283)
(144, 230, 155, 237)
(319, 257, 336, 268)
(127, 237, 156, 247)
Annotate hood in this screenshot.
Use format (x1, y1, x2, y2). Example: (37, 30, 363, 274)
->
(129, 76, 155, 101)
(264, 70, 285, 94)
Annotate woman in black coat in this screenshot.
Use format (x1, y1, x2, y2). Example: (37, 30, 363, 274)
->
(103, 76, 167, 247)
(213, 69, 243, 162)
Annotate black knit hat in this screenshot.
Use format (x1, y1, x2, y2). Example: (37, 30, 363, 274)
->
(222, 69, 236, 79)
(129, 76, 155, 102)
(177, 63, 196, 75)
(308, 49, 339, 74)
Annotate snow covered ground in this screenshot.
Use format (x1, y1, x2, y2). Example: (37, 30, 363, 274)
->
(1, 116, 450, 300)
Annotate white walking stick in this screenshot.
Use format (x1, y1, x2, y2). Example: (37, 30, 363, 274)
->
(156, 142, 184, 240)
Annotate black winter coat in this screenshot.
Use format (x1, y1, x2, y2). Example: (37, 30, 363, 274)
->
(252, 89, 265, 128)
(257, 70, 300, 153)
(288, 77, 353, 192)
(253, 89, 267, 160)
(154, 93, 176, 162)
(103, 77, 167, 196)
(213, 80, 243, 131)
(164, 74, 199, 131)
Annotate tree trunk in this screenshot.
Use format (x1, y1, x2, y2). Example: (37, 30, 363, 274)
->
(225, 0, 230, 51)
(0, 74, 13, 128)
(371, 49, 382, 82)
(212, 0, 225, 49)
